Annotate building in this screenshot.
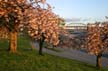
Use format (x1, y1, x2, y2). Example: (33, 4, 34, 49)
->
(64, 23, 87, 30)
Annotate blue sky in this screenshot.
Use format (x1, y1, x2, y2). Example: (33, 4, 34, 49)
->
(47, 0, 108, 22)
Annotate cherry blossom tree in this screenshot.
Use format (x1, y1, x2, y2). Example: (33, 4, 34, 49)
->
(0, 0, 30, 53)
(26, 0, 62, 55)
(0, 0, 62, 54)
(85, 22, 108, 68)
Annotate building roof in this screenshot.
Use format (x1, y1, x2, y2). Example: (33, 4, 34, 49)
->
(65, 23, 87, 27)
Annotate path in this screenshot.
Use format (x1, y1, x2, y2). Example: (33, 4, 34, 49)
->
(33, 42, 108, 67)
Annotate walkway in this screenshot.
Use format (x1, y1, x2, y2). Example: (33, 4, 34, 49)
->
(33, 42, 108, 67)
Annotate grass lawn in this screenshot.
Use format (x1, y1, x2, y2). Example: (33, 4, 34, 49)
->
(0, 36, 108, 71)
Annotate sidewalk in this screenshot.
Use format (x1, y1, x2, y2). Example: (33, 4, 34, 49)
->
(33, 42, 108, 67)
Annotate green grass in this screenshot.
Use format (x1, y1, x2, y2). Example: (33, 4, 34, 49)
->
(0, 36, 108, 71)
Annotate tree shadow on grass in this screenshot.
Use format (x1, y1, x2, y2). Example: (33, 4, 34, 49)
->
(83, 63, 106, 71)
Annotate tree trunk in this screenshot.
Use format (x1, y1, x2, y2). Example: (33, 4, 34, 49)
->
(39, 38, 44, 55)
(9, 31, 17, 53)
(96, 54, 102, 68)
(39, 34, 45, 55)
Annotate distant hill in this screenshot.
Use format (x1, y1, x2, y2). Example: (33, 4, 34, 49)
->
(65, 18, 81, 22)
(65, 17, 105, 24)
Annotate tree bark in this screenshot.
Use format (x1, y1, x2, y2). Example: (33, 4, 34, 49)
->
(39, 38, 44, 55)
(39, 34, 45, 55)
(96, 54, 102, 69)
(9, 31, 17, 53)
